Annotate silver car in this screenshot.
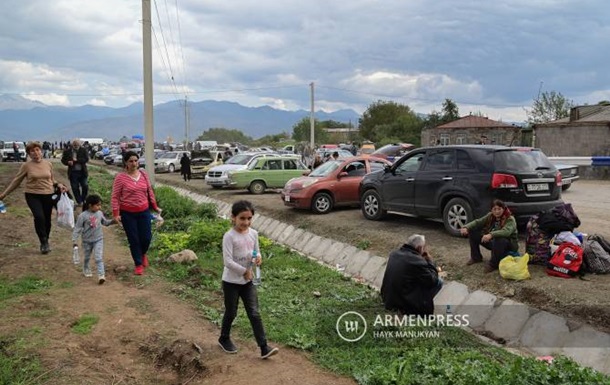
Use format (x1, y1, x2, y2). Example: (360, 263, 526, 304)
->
(154, 151, 190, 173)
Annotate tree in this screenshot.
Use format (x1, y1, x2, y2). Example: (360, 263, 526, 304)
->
(291, 117, 331, 144)
(196, 128, 253, 144)
(441, 98, 459, 123)
(359, 100, 415, 142)
(526, 91, 574, 124)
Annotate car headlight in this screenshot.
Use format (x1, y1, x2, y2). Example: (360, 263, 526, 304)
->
(300, 178, 319, 188)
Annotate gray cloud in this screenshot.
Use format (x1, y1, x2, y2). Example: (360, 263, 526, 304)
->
(0, 0, 608, 122)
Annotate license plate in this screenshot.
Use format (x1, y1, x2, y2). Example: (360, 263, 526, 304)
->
(284, 194, 290, 202)
(527, 183, 549, 192)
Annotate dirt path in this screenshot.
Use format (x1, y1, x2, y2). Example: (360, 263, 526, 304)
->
(0, 164, 355, 385)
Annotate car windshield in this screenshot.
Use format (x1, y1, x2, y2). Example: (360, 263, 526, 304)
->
(159, 152, 178, 159)
(495, 149, 555, 172)
(310, 160, 341, 176)
(226, 154, 253, 165)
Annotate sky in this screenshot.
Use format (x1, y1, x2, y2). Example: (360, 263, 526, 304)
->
(0, 0, 608, 123)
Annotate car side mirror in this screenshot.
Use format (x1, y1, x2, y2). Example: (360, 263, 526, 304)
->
(338, 171, 349, 178)
(384, 164, 392, 173)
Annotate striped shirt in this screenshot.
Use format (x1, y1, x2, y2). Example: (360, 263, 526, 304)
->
(111, 170, 159, 217)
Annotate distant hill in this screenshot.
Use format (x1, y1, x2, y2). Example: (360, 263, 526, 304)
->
(0, 95, 361, 142)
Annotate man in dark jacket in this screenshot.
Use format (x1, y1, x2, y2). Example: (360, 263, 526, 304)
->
(380, 234, 443, 316)
(61, 139, 89, 206)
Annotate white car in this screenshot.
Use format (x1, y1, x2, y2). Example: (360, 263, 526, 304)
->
(154, 151, 190, 173)
(205, 152, 280, 188)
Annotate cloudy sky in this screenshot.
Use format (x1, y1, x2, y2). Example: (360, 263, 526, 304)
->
(0, 0, 608, 122)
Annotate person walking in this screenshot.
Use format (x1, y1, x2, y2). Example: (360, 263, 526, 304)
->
(180, 153, 191, 181)
(218, 200, 279, 359)
(461, 199, 519, 273)
(0, 141, 68, 253)
(61, 139, 90, 206)
(72, 194, 117, 284)
(111, 151, 162, 275)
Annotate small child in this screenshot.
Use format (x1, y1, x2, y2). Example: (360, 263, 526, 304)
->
(218, 200, 278, 359)
(72, 194, 116, 284)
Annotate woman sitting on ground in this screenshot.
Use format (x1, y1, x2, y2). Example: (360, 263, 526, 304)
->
(460, 199, 519, 273)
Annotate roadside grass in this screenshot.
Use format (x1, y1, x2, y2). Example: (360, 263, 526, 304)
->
(0, 277, 53, 384)
(70, 313, 99, 335)
(93, 171, 610, 385)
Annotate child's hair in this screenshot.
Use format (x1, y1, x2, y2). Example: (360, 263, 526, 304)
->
(231, 200, 255, 217)
(83, 194, 102, 212)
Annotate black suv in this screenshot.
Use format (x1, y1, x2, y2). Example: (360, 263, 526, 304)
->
(359, 145, 563, 236)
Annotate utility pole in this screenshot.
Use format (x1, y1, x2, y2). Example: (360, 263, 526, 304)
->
(310, 82, 315, 149)
(142, 0, 155, 185)
(184, 96, 190, 150)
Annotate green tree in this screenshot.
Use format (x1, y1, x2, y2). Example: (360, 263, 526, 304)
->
(441, 98, 460, 123)
(359, 100, 415, 142)
(196, 128, 253, 144)
(291, 117, 330, 144)
(526, 91, 574, 124)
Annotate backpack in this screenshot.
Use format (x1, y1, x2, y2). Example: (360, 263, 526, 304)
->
(546, 242, 584, 278)
(582, 236, 610, 274)
(525, 215, 552, 265)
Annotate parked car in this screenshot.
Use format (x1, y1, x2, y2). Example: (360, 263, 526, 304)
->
(371, 143, 415, 162)
(315, 149, 354, 161)
(359, 145, 563, 236)
(205, 152, 281, 188)
(138, 149, 166, 168)
(0, 141, 26, 162)
(227, 156, 308, 194)
(154, 151, 190, 173)
(554, 164, 579, 191)
(359, 142, 376, 155)
(191, 151, 223, 178)
(281, 155, 392, 214)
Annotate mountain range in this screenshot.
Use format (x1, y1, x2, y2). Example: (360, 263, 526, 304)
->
(0, 95, 361, 142)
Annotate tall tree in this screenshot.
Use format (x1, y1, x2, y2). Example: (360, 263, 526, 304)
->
(196, 128, 253, 144)
(441, 98, 460, 123)
(359, 100, 414, 142)
(526, 91, 574, 124)
(291, 117, 329, 144)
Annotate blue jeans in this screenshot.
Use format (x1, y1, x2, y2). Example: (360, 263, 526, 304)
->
(220, 281, 268, 347)
(120, 210, 152, 267)
(83, 239, 105, 276)
(69, 171, 89, 205)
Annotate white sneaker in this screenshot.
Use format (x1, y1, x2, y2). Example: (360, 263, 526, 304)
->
(98, 275, 106, 285)
(83, 268, 92, 278)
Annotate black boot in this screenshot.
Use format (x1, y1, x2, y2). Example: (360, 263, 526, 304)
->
(40, 239, 50, 254)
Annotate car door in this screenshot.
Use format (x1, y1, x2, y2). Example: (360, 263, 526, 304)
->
(263, 158, 284, 187)
(334, 160, 367, 203)
(413, 148, 456, 217)
(381, 150, 426, 213)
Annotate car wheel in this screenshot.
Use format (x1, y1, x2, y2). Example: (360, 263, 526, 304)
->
(443, 197, 473, 237)
(361, 189, 386, 220)
(168, 164, 175, 173)
(561, 184, 571, 191)
(249, 180, 266, 194)
(312, 192, 333, 214)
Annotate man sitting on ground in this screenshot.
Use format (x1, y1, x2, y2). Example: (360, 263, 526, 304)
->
(380, 234, 443, 316)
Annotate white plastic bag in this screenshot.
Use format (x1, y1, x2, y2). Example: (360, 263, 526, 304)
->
(57, 192, 75, 229)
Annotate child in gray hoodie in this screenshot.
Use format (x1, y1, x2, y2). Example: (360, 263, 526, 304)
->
(72, 194, 116, 284)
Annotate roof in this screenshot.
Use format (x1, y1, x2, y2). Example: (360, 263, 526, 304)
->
(434, 115, 517, 129)
(534, 104, 610, 127)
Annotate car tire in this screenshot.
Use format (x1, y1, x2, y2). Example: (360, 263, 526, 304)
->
(361, 189, 386, 220)
(443, 197, 473, 237)
(168, 164, 175, 173)
(561, 184, 571, 191)
(312, 192, 333, 214)
(249, 180, 266, 194)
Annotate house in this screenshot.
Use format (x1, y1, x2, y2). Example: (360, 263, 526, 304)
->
(421, 115, 521, 147)
(532, 104, 610, 156)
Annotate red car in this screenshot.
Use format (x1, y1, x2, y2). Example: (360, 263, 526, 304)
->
(281, 155, 392, 214)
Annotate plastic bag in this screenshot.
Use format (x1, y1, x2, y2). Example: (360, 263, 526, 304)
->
(499, 253, 530, 280)
(57, 192, 75, 229)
